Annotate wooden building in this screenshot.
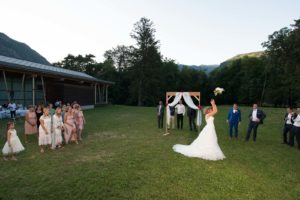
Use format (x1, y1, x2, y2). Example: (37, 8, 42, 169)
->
(0, 55, 114, 107)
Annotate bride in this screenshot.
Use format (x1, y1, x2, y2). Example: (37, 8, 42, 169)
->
(173, 99, 225, 161)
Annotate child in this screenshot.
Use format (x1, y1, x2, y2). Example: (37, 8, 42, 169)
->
(2, 121, 25, 160)
(39, 107, 52, 153)
(52, 107, 64, 148)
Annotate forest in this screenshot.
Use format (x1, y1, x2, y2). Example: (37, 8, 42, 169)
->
(53, 18, 300, 107)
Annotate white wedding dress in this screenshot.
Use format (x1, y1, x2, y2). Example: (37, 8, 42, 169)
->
(173, 115, 226, 161)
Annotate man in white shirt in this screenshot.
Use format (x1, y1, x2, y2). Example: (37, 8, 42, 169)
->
(283, 107, 294, 144)
(8, 101, 17, 119)
(290, 107, 300, 150)
(175, 100, 185, 130)
(245, 104, 266, 142)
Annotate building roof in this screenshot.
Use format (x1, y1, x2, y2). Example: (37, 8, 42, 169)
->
(0, 55, 114, 84)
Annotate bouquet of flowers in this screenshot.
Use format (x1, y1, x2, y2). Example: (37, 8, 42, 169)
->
(214, 87, 225, 96)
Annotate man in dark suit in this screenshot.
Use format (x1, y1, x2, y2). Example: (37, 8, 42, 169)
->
(187, 107, 197, 132)
(227, 103, 242, 139)
(157, 100, 164, 129)
(283, 107, 294, 144)
(245, 104, 266, 142)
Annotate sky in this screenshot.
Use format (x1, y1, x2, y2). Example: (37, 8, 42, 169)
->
(1, 0, 299, 65)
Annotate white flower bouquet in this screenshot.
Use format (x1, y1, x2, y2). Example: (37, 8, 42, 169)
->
(214, 87, 225, 96)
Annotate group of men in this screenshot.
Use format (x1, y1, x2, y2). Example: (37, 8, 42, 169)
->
(157, 100, 197, 131)
(226, 103, 266, 142)
(157, 100, 300, 149)
(157, 101, 268, 142)
(283, 107, 300, 149)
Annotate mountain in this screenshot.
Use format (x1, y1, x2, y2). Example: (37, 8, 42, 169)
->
(220, 51, 264, 67)
(0, 32, 50, 65)
(178, 64, 219, 74)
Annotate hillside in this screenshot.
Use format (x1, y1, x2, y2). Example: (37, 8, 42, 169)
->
(227, 51, 264, 61)
(0, 32, 50, 65)
(217, 51, 264, 68)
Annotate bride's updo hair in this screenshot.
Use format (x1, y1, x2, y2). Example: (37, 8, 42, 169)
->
(203, 106, 212, 114)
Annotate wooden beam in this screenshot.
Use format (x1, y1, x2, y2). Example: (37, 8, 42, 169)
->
(105, 85, 108, 104)
(41, 76, 46, 104)
(32, 75, 35, 106)
(2, 70, 10, 102)
(165, 91, 169, 135)
(98, 84, 101, 103)
(94, 84, 97, 105)
(102, 84, 105, 101)
(21, 73, 25, 106)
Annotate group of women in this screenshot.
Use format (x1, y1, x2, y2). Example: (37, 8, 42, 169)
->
(24, 103, 86, 153)
(2, 103, 86, 160)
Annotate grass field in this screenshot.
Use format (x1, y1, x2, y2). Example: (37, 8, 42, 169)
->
(0, 105, 300, 200)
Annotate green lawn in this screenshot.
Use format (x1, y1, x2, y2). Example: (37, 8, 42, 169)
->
(0, 105, 300, 200)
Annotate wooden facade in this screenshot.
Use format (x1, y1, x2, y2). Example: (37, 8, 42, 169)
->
(0, 56, 113, 106)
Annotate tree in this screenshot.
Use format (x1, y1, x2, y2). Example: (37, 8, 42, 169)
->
(129, 17, 163, 106)
(262, 18, 300, 106)
(53, 54, 96, 72)
(104, 45, 134, 72)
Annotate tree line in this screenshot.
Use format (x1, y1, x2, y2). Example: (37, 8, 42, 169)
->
(53, 18, 300, 107)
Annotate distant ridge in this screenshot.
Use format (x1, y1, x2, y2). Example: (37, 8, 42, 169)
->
(218, 51, 265, 68)
(178, 64, 219, 74)
(226, 51, 264, 62)
(0, 32, 50, 65)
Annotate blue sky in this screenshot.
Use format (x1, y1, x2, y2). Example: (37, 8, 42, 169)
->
(1, 0, 299, 65)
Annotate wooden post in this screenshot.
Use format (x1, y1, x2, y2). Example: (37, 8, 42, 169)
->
(165, 92, 168, 135)
(102, 84, 105, 102)
(2, 71, 11, 102)
(32, 75, 35, 106)
(98, 84, 101, 103)
(198, 94, 201, 130)
(105, 85, 108, 104)
(94, 83, 97, 105)
(41, 76, 46, 105)
(21, 73, 25, 106)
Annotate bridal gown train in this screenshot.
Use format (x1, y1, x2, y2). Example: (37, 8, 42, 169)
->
(173, 115, 226, 161)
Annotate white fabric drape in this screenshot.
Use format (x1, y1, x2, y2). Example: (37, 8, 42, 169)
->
(166, 92, 202, 127)
(182, 92, 202, 126)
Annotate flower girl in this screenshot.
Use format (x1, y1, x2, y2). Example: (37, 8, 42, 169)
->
(52, 107, 64, 148)
(2, 121, 25, 161)
(39, 107, 52, 153)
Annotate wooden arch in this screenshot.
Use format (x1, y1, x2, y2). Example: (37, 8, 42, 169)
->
(165, 92, 201, 135)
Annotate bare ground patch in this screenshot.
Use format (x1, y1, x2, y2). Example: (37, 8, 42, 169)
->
(88, 131, 127, 140)
(75, 151, 114, 163)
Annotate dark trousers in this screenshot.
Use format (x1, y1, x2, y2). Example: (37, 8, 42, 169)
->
(157, 115, 163, 128)
(283, 124, 293, 144)
(289, 126, 300, 149)
(189, 117, 197, 131)
(10, 110, 16, 119)
(245, 121, 259, 141)
(229, 122, 239, 138)
(177, 114, 183, 129)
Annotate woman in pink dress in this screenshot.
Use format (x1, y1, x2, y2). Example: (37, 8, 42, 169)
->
(74, 104, 86, 141)
(24, 105, 37, 143)
(64, 106, 78, 144)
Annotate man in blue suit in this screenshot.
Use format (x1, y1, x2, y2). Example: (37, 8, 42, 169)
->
(227, 103, 242, 139)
